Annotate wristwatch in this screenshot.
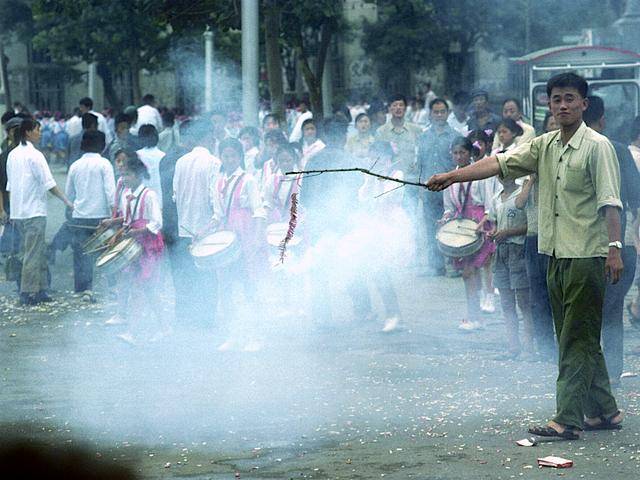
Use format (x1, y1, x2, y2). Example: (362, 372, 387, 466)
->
(608, 241, 623, 249)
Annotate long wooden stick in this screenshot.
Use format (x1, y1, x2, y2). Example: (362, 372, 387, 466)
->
(285, 167, 429, 188)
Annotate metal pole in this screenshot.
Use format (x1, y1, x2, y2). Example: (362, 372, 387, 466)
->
(203, 27, 214, 112)
(322, 48, 333, 117)
(241, 0, 259, 127)
(88, 62, 97, 102)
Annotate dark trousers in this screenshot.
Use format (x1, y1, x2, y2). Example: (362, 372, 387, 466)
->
(547, 256, 617, 429)
(70, 218, 103, 292)
(168, 237, 218, 329)
(602, 246, 637, 380)
(423, 195, 444, 272)
(524, 236, 556, 357)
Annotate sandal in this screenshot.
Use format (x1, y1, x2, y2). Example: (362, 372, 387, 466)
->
(528, 424, 580, 440)
(583, 410, 623, 431)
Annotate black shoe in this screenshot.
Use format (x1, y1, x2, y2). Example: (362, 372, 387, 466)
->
(34, 292, 53, 303)
(19, 293, 37, 306)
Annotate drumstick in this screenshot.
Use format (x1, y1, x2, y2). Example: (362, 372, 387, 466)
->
(84, 244, 111, 254)
(69, 224, 100, 230)
(180, 225, 197, 237)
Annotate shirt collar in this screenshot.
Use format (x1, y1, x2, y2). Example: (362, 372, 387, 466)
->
(554, 121, 587, 150)
(130, 184, 145, 197)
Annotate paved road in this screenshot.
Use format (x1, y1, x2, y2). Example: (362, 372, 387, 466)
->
(1, 167, 640, 479)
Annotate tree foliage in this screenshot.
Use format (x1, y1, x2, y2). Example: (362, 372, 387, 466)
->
(32, 0, 172, 107)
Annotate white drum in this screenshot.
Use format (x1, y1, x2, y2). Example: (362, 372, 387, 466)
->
(190, 230, 241, 270)
(95, 237, 143, 275)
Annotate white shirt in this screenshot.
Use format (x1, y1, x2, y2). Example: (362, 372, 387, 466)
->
(119, 184, 162, 234)
(262, 168, 302, 212)
(443, 175, 493, 217)
(173, 146, 221, 238)
(66, 152, 116, 219)
(216, 167, 267, 220)
(91, 110, 113, 145)
(66, 115, 82, 138)
(133, 104, 163, 135)
(447, 112, 470, 136)
(136, 147, 166, 209)
(244, 146, 261, 176)
(6, 142, 57, 219)
(488, 187, 527, 245)
(289, 110, 313, 143)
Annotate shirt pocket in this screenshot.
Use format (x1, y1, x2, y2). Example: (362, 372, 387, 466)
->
(563, 165, 588, 193)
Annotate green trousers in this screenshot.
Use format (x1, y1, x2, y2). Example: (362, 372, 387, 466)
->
(547, 257, 618, 429)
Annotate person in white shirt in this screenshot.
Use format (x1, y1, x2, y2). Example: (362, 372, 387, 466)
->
(300, 118, 326, 168)
(172, 121, 221, 326)
(7, 118, 74, 305)
(132, 94, 163, 135)
(78, 97, 112, 145)
(447, 91, 470, 136)
(289, 99, 313, 143)
(101, 154, 169, 344)
(238, 126, 261, 176)
(157, 111, 177, 153)
(136, 124, 166, 210)
(65, 130, 116, 297)
(492, 98, 536, 151)
(214, 137, 267, 352)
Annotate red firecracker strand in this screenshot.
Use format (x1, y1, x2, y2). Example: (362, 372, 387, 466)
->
(279, 192, 298, 263)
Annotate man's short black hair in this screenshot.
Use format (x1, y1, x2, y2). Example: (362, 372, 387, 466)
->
(79, 97, 93, 109)
(321, 118, 348, 147)
(262, 113, 279, 128)
(1, 110, 15, 125)
(239, 126, 260, 147)
(81, 112, 98, 130)
(80, 130, 106, 153)
(162, 111, 175, 127)
(429, 98, 449, 111)
(114, 112, 131, 126)
(142, 94, 155, 105)
(546, 72, 589, 98)
(388, 93, 407, 106)
(583, 95, 605, 126)
(502, 98, 522, 111)
(452, 91, 470, 107)
(138, 124, 159, 148)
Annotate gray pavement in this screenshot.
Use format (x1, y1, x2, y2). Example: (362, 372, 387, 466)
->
(1, 167, 640, 479)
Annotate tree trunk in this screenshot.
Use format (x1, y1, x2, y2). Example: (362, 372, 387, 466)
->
(130, 64, 141, 105)
(264, 0, 285, 123)
(96, 63, 121, 110)
(0, 40, 11, 109)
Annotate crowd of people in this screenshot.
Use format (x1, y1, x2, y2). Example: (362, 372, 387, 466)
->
(1, 76, 640, 378)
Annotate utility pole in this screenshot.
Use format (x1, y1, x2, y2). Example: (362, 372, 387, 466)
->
(615, 0, 640, 53)
(88, 62, 97, 103)
(204, 27, 214, 112)
(241, 0, 259, 127)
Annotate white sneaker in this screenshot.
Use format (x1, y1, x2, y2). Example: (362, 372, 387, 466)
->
(458, 319, 476, 331)
(81, 290, 94, 303)
(484, 293, 496, 313)
(105, 314, 127, 326)
(116, 332, 136, 345)
(382, 316, 399, 333)
(242, 340, 263, 352)
(480, 295, 489, 312)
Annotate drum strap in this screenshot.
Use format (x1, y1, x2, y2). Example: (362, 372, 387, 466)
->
(458, 181, 473, 216)
(126, 187, 148, 225)
(222, 173, 245, 226)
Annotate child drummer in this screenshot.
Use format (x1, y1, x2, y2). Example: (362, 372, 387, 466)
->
(101, 153, 170, 344)
(440, 136, 495, 332)
(214, 138, 267, 352)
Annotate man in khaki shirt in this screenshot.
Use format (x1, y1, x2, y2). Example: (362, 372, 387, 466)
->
(427, 73, 624, 440)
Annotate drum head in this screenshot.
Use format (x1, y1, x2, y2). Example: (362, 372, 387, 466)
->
(191, 231, 236, 257)
(266, 223, 300, 247)
(96, 238, 133, 267)
(437, 218, 480, 248)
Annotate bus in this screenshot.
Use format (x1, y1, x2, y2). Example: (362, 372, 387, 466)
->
(509, 45, 640, 138)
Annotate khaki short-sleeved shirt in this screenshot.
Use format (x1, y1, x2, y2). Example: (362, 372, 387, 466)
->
(375, 121, 422, 176)
(496, 122, 622, 258)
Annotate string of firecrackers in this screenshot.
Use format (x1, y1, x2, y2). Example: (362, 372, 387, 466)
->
(277, 167, 430, 262)
(278, 192, 298, 263)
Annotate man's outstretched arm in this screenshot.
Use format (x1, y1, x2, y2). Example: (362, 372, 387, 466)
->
(426, 155, 501, 191)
